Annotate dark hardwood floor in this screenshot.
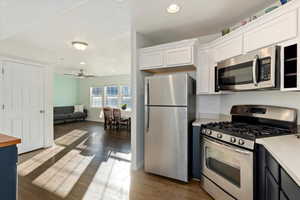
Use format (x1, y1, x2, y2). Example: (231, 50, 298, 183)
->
(18, 121, 212, 200)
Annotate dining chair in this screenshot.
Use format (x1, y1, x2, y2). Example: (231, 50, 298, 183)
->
(103, 107, 114, 129)
(113, 108, 130, 130)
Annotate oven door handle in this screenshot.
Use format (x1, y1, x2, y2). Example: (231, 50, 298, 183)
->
(203, 136, 252, 156)
(253, 55, 259, 86)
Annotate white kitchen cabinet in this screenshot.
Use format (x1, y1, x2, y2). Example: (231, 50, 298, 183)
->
(139, 50, 164, 70)
(197, 49, 219, 94)
(165, 46, 194, 67)
(244, 10, 298, 52)
(214, 34, 243, 62)
(280, 39, 300, 91)
(139, 39, 198, 71)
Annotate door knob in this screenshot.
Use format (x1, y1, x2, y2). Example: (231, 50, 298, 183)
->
(40, 110, 45, 114)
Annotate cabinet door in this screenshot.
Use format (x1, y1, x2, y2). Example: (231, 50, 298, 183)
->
(197, 51, 210, 94)
(165, 46, 193, 67)
(244, 10, 297, 52)
(139, 51, 164, 69)
(281, 168, 300, 200)
(266, 169, 280, 200)
(280, 191, 288, 200)
(192, 126, 201, 179)
(214, 35, 243, 62)
(197, 65, 210, 94)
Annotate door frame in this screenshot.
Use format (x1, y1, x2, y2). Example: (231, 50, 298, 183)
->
(0, 56, 54, 152)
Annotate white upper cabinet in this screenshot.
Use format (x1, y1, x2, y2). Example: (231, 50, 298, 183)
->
(214, 34, 243, 62)
(139, 50, 164, 69)
(197, 50, 210, 94)
(197, 49, 218, 94)
(165, 46, 194, 67)
(244, 10, 298, 52)
(139, 39, 198, 71)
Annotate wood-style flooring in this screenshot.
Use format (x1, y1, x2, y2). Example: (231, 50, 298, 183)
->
(18, 121, 212, 200)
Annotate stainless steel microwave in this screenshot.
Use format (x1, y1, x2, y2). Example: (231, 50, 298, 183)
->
(215, 46, 281, 91)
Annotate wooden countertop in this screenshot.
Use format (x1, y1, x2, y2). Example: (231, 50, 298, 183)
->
(0, 134, 21, 148)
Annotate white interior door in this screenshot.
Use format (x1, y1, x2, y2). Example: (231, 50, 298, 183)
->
(2, 61, 45, 153)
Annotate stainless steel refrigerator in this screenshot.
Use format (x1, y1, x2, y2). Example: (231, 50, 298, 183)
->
(144, 73, 196, 182)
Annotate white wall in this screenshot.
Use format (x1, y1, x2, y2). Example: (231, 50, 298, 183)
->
(78, 75, 131, 122)
(131, 31, 154, 170)
(220, 91, 300, 124)
(197, 95, 221, 117)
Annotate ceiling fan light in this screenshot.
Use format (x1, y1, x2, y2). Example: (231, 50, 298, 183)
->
(167, 4, 180, 14)
(72, 41, 88, 51)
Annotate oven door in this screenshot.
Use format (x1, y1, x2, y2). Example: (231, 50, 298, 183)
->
(201, 136, 253, 200)
(216, 46, 278, 91)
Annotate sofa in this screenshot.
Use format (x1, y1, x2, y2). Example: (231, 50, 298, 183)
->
(54, 106, 88, 124)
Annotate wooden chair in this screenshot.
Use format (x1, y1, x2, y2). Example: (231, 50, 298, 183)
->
(113, 108, 130, 130)
(103, 107, 114, 129)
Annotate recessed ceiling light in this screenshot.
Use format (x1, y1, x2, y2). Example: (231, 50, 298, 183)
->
(72, 41, 88, 51)
(80, 62, 86, 65)
(167, 4, 180, 14)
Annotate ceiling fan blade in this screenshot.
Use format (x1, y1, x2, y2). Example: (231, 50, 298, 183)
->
(64, 73, 77, 76)
(84, 75, 97, 78)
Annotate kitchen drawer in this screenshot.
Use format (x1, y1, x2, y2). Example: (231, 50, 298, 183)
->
(266, 150, 280, 183)
(244, 10, 298, 52)
(281, 168, 300, 200)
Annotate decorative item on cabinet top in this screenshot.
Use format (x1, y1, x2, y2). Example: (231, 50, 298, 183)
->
(139, 39, 199, 73)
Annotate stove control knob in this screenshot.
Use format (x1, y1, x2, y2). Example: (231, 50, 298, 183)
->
(217, 133, 222, 139)
(230, 137, 236, 143)
(238, 139, 245, 145)
(207, 130, 212, 136)
(202, 129, 206, 135)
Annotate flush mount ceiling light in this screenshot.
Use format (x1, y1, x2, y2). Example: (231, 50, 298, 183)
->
(80, 62, 86, 65)
(72, 41, 88, 51)
(167, 4, 180, 14)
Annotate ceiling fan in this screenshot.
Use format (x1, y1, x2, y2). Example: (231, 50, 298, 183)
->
(64, 69, 97, 78)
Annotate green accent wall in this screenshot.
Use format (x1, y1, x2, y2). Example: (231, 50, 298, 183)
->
(54, 74, 79, 106)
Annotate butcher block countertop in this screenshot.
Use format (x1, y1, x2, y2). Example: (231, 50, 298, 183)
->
(0, 134, 21, 148)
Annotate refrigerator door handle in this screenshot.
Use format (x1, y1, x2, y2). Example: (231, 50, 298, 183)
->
(146, 81, 150, 132)
(145, 106, 150, 132)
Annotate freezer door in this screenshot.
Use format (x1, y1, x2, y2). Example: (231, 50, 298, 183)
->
(144, 106, 188, 182)
(146, 74, 188, 106)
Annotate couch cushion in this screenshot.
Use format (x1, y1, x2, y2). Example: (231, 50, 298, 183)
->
(54, 114, 69, 120)
(71, 112, 87, 119)
(54, 106, 74, 115)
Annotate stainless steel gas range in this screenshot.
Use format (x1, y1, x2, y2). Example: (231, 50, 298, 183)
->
(199, 105, 298, 200)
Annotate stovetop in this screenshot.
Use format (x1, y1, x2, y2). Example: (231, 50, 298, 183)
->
(203, 121, 294, 140)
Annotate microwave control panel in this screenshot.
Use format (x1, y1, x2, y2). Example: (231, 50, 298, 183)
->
(259, 57, 271, 81)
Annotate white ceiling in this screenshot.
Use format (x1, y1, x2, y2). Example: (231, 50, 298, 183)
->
(0, 0, 131, 76)
(131, 0, 274, 44)
(0, 0, 275, 75)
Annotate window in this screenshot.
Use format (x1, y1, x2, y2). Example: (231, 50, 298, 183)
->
(121, 86, 131, 109)
(90, 87, 103, 108)
(89, 85, 131, 109)
(104, 86, 119, 108)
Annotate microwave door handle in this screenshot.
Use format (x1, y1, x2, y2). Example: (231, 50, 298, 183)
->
(253, 55, 259, 86)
